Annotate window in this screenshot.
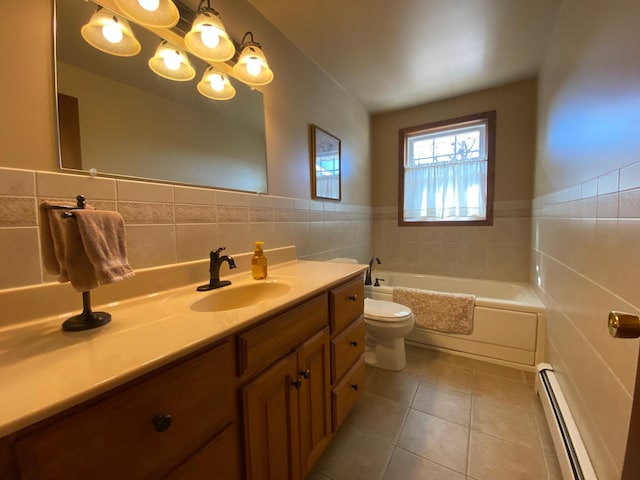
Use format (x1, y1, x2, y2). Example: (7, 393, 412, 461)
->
(398, 111, 496, 226)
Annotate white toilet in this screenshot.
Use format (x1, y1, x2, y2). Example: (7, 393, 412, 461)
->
(326, 258, 415, 371)
(364, 298, 414, 371)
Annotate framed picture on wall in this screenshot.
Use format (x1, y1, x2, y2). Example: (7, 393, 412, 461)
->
(310, 124, 341, 201)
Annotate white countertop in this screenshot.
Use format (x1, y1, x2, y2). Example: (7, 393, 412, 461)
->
(0, 260, 366, 437)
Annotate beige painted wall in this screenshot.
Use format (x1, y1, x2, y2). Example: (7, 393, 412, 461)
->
(371, 78, 537, 207)
(534, 0, 640, 478)
(369, 79, 536, 282)
(0, 0, 370, 205)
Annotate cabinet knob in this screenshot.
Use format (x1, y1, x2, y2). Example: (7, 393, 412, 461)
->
(301, 369, 311, 379)
(351, 384, 359, 391)
(292, 378, 303, 389)
(348, 294, 358, 302)
(152, 413, 172, 432)
(349, 340, 358, 347)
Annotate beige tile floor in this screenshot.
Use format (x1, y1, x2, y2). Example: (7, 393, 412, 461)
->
(307, 344, 563, 480)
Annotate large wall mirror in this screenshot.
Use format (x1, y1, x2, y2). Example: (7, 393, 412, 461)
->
(55, 0, 268, 193)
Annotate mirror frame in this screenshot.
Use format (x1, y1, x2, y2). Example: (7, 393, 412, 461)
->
(310, 124, 341, 201)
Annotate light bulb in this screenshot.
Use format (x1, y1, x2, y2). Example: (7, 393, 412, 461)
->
(209, 74, 225, 91)
(138, 0, 160, 11)
(200, 26, 220, 48)
(163, 51, 181, 71)
(102, 22, 123, 44)
(246, 57, 262, 76)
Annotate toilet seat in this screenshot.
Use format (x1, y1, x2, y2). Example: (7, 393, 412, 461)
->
(364, 298, 412, 323)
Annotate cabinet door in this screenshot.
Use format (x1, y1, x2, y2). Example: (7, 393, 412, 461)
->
(297, 328, 331, 476)
(243, 353, 301, 480)
(164, 423, 241, 480)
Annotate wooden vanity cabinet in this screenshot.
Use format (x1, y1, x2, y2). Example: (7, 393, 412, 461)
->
(10, 339, 239, 480)
(240, 294, 331, 480)
(329, 275, 366, 432)
(241, 274, 366, 480)
(1, 273, 366, 480)
(0, 437, 17, 479)
(164, 422, 241, 480)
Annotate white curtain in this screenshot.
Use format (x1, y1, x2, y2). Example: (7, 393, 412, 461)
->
(404, 159, 487, 221)
(316, 175, 339, 199)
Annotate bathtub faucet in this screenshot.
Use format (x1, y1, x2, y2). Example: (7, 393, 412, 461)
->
(365, 256, 381, 286)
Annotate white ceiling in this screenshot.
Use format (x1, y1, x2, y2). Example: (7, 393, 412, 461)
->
(248, 0, 563, 113)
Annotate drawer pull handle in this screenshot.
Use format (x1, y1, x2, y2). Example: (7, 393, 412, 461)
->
(301, 369, 311, 379)
(351, 384, 359, 391)
(292, 378, 303, 389)
(349, 294, 358, 301)
(350, 340, 358, 347)
(152, 413, 172, 432)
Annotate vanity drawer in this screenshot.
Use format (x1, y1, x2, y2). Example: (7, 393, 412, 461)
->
(331, 316, 365, 384)
(14, 340, 236, 480)
(331, 356, 365, 432)
(238, 293, 328, 378)
(330, 276, 364, 334)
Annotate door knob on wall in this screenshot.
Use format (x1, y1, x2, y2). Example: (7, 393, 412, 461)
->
(608, 311, 640, 338)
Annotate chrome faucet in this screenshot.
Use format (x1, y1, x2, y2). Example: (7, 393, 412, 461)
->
(364, 256, 381, 286)
(197, 247, 237, 291)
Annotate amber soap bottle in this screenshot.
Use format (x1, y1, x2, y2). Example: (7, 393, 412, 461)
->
(251, 241, 267, 279)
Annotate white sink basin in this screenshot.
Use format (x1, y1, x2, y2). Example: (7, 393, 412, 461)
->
(189, 280, 294, 312)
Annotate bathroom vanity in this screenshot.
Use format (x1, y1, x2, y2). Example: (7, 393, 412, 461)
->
(0, 259, 366, 479)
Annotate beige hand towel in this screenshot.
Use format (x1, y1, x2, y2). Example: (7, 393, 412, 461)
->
(72, 209, 135, 287)
(62, 214, 99, 291)
(39, 201, 94, 282)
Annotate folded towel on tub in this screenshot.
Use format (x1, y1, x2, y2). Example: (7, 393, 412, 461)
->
(392, 287, 475, 334)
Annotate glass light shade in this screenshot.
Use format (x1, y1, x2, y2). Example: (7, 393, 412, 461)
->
(148, 42, 195, 81)
(114, 0, 179, 28)
(81, 10, 141, 57)
(184, 10, 235, 62)
(197, 67, 236, 100)
(232, 44, 273, 86)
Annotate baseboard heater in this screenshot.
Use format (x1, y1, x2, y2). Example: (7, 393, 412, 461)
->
(535, 364, 598, 480)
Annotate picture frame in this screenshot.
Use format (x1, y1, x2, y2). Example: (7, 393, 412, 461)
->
(310, 124, 341, 200)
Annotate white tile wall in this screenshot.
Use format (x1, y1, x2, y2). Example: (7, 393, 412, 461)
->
(532, 160, 640, 478)
(372, 200, 532, 282)
(0, 167, 373, 291)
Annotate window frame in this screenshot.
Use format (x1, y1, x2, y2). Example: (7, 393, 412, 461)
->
(398, 110, 496, 227)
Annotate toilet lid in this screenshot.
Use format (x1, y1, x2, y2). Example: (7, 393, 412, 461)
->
(364, 298, 412, 322)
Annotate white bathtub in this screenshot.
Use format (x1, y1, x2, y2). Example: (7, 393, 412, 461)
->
(365, 271, 546, 368)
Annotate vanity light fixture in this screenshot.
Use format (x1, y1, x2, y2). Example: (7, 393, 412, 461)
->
(197, 66, 236, 100)
(80, 7, 141, 57)
(232, 32, 274, 86)
(148, 40, 195, 81)
(114, 0, 179, 28)
(184, 0, 235, 62)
